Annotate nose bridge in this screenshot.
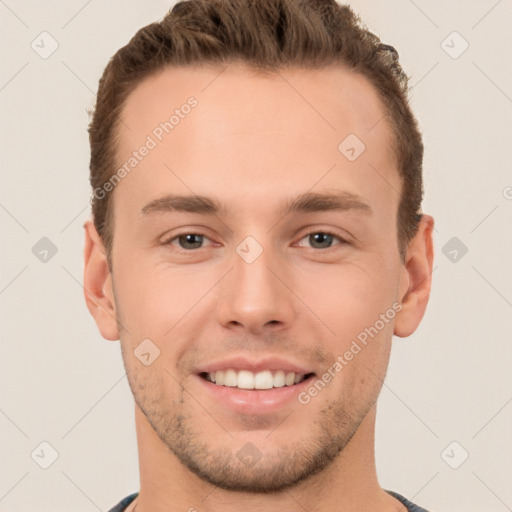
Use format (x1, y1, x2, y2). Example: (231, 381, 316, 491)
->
(216, 234, 294, 332)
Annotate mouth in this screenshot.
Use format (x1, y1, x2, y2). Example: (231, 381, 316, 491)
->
(199, 370, 316, 390)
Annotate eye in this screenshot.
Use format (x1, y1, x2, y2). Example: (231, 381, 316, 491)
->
(162, 230, 348, 253)
(164, 233, 212, 251)
(296, 230, 348, 250)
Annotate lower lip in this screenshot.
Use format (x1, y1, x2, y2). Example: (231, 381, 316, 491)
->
(195, 374, 315, 415)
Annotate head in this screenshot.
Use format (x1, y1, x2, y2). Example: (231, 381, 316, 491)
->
(84, 0, 433, 494)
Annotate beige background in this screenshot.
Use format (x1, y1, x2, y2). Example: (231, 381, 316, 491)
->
(1, 1, 511, 511)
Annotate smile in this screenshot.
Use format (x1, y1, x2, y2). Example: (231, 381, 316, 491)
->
(201, 369, 314, 390)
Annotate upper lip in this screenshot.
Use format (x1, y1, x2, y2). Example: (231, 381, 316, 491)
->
(195, 356, 316, 375)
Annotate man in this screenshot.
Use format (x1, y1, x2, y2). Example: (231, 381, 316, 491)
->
(83, 0, 434, 510)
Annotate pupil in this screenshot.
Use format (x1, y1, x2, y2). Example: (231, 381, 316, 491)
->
(180, 234, 203, 249)
(311, 233, 332, 249)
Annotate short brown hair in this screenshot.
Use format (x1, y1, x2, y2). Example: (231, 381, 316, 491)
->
(88, 0, 424, 268)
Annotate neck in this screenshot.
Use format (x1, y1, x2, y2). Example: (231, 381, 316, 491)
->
(131, 404, 403, 512)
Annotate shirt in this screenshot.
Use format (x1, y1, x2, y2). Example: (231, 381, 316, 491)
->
(108, 490, 430, 511)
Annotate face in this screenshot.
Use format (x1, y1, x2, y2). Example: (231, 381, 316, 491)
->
(85, 62, 432, 493)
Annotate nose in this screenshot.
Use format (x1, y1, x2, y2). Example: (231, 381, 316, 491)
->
(215, 241, 295, 335)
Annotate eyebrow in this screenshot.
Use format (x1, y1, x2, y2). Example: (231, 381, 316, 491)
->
(140, 191, 372, 217)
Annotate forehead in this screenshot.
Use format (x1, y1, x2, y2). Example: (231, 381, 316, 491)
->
(118, 62, 393, 148)
(113, 62, 399, 220)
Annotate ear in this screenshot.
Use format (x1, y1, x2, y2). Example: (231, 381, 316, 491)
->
(83, 219, 119, 341)
(394, 214, 434, 338)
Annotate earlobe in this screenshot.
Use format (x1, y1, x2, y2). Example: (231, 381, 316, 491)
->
(83, 219, 119, 341)
(394, 215, 435, 338)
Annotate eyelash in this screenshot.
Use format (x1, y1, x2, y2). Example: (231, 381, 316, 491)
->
(162, 230, 349, 253)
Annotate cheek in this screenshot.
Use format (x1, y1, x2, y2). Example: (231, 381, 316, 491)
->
(113, 258, 217, 346)
(297, 259, 400, 339)
(331, 313, 394, 408)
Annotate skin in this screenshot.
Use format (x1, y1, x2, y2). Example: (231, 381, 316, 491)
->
(83, 62, 434, 512)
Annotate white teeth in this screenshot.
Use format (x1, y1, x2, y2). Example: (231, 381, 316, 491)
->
(237, 370, 255, 389)
(224, 369, 237, 387)
(205, 369, 308, 389)
(254, 370, 273, 389)
(285, 372, 295, 386)
(215, 370, 224, 386)
(273, 370, 285, 388)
